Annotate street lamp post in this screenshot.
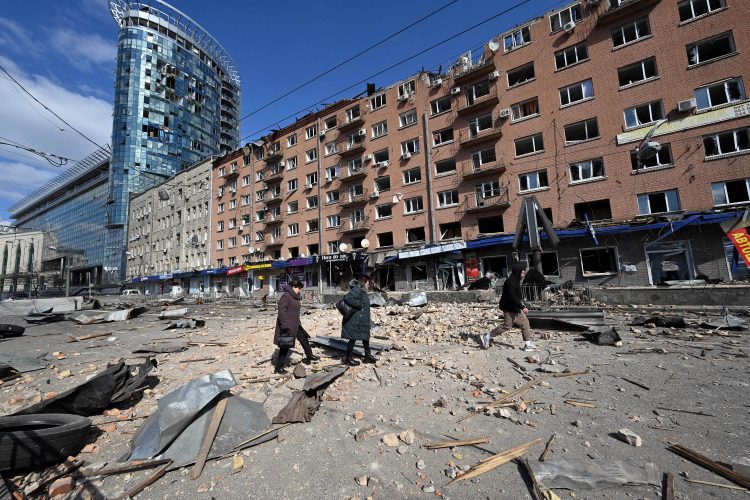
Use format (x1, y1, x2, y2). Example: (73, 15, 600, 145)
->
(48, 246, 70, 297)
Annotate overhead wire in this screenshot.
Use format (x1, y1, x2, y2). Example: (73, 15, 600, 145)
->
(239, 0, 459, 121)
(0, 63, 107, 151)
(240, 0, 535, 143)
(0, 136, 72, 167)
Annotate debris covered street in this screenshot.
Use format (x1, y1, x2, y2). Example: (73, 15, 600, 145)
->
(1, 296, 749, 499)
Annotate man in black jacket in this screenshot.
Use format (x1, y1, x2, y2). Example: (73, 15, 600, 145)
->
(482, 262, 538, 351)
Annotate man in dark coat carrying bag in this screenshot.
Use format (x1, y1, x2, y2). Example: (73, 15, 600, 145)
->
(273, 280, 320, 373)
(340, 276, 377, 366)
(482, 263, 539, 352)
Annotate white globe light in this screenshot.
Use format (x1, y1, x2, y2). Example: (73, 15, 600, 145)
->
(338, 243, 348, 253)
(360, 238, 370, 249)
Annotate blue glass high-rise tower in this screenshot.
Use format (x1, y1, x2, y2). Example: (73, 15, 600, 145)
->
(104, 0, 240, 282)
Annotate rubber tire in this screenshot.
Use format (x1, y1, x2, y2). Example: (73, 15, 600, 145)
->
(0, 414, 91, 472)
(0, 324, 24, 337)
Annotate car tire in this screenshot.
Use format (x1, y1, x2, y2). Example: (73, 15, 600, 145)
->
(0, 324, 24, 337)
(0, 414, 92, 471)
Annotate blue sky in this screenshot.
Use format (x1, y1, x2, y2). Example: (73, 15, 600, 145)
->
(0, 0, 567, 221)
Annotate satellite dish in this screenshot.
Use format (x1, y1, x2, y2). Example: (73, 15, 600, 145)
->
(189, 234, 199, 246)
(248, 247, 255, 254)
(488, 39, 500, 52)
(157, 189, 170, 201)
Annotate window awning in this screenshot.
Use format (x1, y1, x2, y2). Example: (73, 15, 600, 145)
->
(398, 241, 466, 260)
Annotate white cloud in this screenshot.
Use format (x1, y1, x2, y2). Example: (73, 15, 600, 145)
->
(0, 54, 112, 218)
(0, 17, 41, 57)
(50, 28, 117, 71)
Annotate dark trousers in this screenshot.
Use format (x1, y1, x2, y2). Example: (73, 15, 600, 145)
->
(276, 329, 313, 370)
(346, 339, 372, 358)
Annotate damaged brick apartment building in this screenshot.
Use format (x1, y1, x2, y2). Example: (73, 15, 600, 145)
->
(206, 0, 749, 295)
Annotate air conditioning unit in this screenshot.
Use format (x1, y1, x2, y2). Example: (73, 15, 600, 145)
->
(365, 154, 373, 161)
(563, 21, 576, 32)
(370, 191, 380, 199)
(319, 129, 326, 137)
(677, 98, 697, 112)
(432, 78, 443, 87)
(398, 94, 409, 102)
(279, 161, 285, 167)
(450, 87, 461, 95)
(402, 152, 412, 160)
(357, 129, 366, 136)
(489, 71, 500, 80)
(499, 108, 511, 119)
(376, 161, 389, 168)
(305, 183, 314, 189)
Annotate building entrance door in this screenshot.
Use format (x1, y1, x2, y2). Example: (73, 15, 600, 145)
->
(645, 242, 694, 284)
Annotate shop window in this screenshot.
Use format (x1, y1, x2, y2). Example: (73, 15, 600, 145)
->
(580, 247, 619, 276)
(409, 263, 428, 282)
(526, 251, 560, 277)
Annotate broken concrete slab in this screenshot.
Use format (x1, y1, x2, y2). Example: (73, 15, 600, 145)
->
(614, 428, 642, 447)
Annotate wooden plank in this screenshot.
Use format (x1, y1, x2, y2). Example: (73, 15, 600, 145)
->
(82, 459, 171, 478)
(663, 472, 676, 500)
(519, 458, 545, 500)
(552, 369, 591, 378)
(448, 439, 541, 485)
(684, 478, 749, 491)
(564, 399, 596, 408)
(190, 394, 228, 480)
(115, 460, 172, 500)
(422, 437, 491, 449)
(458, 377, 543, 423)
(233, 423, 291, 450)
(67, 331, 112, 342)
(667, 442, 750, 489)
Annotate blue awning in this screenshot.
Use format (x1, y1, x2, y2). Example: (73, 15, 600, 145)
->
(201, 268, 227, 275)
(398, 241, 467, 259)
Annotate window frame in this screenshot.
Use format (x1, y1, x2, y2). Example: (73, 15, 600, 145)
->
(637, 189, 682, 215)
(430, 96, 452, 116)
(287, 133, 297, 147)
(305, 148, 317, 163)
(433, 127, 454, 146)
(305, 125, 317, 140)
(695, 78, 746, 111)
(399, 108, 418, 128)
(703, 127, 750, 159)
(559, 79, 594, 107)
(569, 158, 606, 184)
(404, 196, 424, 214)
(375, 204, 393, 220)
(504, 25, 531, 52)
(623, 100, 664, 129)
(403, 167, 422, 185)
(711, 178, 750, 206)
(519, 169, 549, 192)
(437, 189, 459, 208)
(549, 3, 582, 33)
(612, 17, 651, 49)
(687, 32, 736, 67)
(618, 57, 658, 89)
(563, 118, 600, 145)
(678, 0, 727, 24)
(514, 133, 545, 157)
(555, 42, 589, 70)
(507, 62, 536, 88)
(372, 120, 388, 138)
(370, 93, 387, 110)
(579, 246, 620, 277)
(631, 144, 673, 171)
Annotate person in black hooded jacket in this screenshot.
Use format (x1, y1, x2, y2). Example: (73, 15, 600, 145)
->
(482, 262, 538, 351)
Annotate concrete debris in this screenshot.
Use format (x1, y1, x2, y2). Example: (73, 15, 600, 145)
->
(614, 428, 642, 447)
(398, 429, 415, 445)
(382, 433, 400, 448)
(355, 425, 379, 442)
(158, 308, 189, 320)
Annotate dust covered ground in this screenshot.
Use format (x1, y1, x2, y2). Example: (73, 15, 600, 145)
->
(1, 298, 749, 499)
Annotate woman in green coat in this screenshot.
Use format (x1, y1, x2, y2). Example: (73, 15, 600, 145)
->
(341, 275, 376, 366)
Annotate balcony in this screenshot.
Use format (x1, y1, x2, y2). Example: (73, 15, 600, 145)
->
(340, 188, 369, 207)
(598, 0, 660, 25)
(264, 149, 283, 162)
(338, 114, 364, 132)
(263, 193, 283, 205)
(338, 217, 369, 234)
(464, 188, 510, 212)
(339, 166, 368, 183)
(460, 159, 507, 179)
(337, 137, 366, 157)
(458, 123, 502, 148)
(265, 170, 284, 183)
(453, 58, 497, 84)
(222, 169, 239, 180)
(457, 85, 499, 116)
(265, 237, 284, 247)
(263, 214, 284, 225)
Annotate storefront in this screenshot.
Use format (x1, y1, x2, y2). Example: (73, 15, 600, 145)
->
(320, 251, 366, 291)
(245, 261, 273, 293)
(202, 267, 227, 296)
(397, 242, 467, 290)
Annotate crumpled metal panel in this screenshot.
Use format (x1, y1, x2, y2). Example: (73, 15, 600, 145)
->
(530, 459, 660, 490)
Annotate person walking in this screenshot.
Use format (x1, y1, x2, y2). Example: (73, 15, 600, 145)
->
(273, 279, 320, 374)
(482, 263, 539, 351)
(341, 275, 377, 366)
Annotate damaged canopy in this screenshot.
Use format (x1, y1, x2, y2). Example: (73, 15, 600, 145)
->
(127, 370, 276, 468)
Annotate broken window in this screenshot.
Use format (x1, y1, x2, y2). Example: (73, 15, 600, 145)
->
(678, 0, 725, 22)
(305, 125, 317, 139)
(435, 158, 456, 175)
(370, 93, 387, 110)
(403, 167, 421, 184)
(711, 178, 750, 205)
(308, 243, 319, 255)
(398, 80, 416, 99)
(375, 204, 393, 219)
(326, 190, 340, 204)
(549, 4, 582, 33)
(469, 114, 494, 137)
(373, 149, 389, 164)
(687, 32, 735, 66)
(574, 199, 613, 221)
(346, 105, 360, 123)
(526, 251, 560, 277)
(515, 133, 544, 157)
(631, 144, 673, 170)
(287, 133, 297, 147)
(560, 79, 594, 106)
(507, 62, 535, 88)
(324, 116, 337, 130)
(511, 97, 540, 121)
(555, 42, 588, 70)
(401, 138, 420, 155)
(618, 58, 658, 87)
(468, 81, 490, 105)
(439, 222, 462, 240)
(472, 148, 496, 170)
(519, 170, 548, 192)
(580, 247, 619, 276)
(378, 232, 394, 247)
(564, 118, 599, 144)
(372, 120, 388, 138)
(624, 101, 664, 129)
(695, 78, 745, 110)
(637, 189, 681, 214)
(406, 227, 426, 243)
(409, 263, 428, 282)
(612, 18, 651, 48)
(504, 26, 531, 52)
(399, 109, 417, 128)
(374, 176, 390, 193)
(570, 158, 605, 182)
(477, 217, 504, 234)
(431, 96, 452, 115)
(404, 197, 424, 214)
(703, 128, 750, 158)
(437, 189, 459, 207)
(433, 128, 454, 146)
(536, 207, 553, 226)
